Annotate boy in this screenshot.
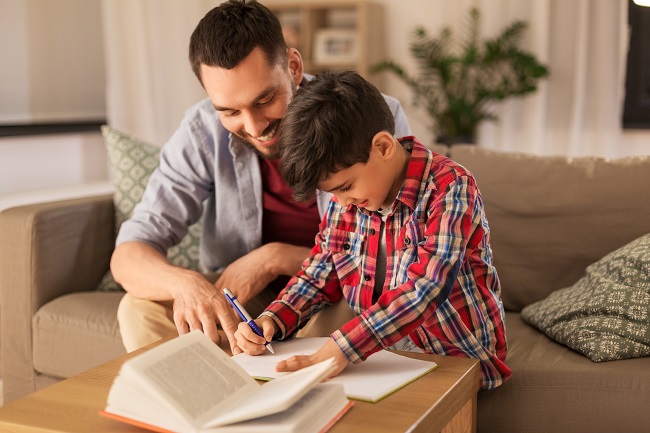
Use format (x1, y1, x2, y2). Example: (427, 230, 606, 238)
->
(234, 71, 511, 389)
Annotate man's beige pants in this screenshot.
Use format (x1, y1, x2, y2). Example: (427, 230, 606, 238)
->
(117, 290, 357, 352)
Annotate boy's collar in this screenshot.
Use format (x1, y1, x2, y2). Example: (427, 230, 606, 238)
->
(391, 137, 432, 211)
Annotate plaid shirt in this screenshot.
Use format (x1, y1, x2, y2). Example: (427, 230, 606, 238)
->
(263, 137, 511, 389)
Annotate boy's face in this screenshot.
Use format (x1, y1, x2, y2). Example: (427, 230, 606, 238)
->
(318, 138, 401, 212)
(201, 47, 302, 159)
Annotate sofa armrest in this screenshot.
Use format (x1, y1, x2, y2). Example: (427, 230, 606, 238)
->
(0, 194, 114, 398)
(0, 194, 115, 307)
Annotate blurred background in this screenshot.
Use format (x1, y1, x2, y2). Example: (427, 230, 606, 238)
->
(1, 0, 649, 197)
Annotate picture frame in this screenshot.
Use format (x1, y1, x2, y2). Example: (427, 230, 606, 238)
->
(313, 28, 358, 65)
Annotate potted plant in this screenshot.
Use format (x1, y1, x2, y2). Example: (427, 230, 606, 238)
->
(373, 7, 549, 147)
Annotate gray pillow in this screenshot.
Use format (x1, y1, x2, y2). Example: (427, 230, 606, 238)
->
(521, 233, 650, 362)
(96, 126, 202, 291)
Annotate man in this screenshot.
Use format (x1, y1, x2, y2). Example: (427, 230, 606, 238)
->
(111, 0, 412, 354)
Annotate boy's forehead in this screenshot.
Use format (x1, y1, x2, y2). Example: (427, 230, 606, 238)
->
(318, 167, 351, 192)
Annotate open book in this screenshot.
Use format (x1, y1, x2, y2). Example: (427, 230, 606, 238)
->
(231, 337, 438, 403)
(101, 331, 353, 433)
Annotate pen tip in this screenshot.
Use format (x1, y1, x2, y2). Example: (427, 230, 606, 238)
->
(266, 344, 275, 355)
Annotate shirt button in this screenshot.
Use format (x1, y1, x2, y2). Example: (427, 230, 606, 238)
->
(343, 243, 350, 250)
(364, 274, 371, 281)
(369, 228, 376, 235)
(405, 238, 411, 245)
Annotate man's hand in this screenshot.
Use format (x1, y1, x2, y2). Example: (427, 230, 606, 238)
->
(275, 338, 350, 378)
(170, 270, 241, 352)
(234, 316, 278, 355)
(112, 241, 311, 355)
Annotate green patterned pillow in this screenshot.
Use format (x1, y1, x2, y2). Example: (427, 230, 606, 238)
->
(521, 233, 650, 361)
(96, 126, 202, 291)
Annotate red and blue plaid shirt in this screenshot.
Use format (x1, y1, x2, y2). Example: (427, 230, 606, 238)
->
(263, 137, 511, 389)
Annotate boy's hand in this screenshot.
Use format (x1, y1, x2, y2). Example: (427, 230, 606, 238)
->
(275, 338, 350, 378)
(234, 316, 278, 355)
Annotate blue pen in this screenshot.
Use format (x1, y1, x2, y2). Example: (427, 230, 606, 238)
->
(223, 288, 275, 354)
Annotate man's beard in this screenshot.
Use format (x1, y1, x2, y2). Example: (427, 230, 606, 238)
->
(237, 120, 282, 159)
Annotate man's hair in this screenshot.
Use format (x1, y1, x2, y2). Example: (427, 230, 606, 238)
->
(280, 71, 396, 202)
(189, 0, 287, 83)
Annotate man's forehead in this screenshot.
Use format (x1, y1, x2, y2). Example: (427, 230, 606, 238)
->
(201, 48, 286, 108)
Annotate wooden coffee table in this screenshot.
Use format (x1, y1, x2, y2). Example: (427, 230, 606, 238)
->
(0, 337, 479, 433)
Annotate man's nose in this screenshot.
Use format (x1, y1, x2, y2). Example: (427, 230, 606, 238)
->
(242, 111, 268, 138)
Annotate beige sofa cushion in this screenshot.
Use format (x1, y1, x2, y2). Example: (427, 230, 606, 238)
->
(450, 145, 650, 311)
(32, 292, 126, 378)
(478, 312, 650, 433)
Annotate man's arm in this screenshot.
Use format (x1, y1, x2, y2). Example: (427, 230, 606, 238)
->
(211, 242, 311, 305)
(111, 241, 311, 352)
(111, 241, 237, 348)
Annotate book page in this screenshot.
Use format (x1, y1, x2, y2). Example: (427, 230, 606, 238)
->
(120, 331, 259, 428)
(142, 342, 252, 419)
(203, 384, 353, 433)
(231, 337, 438, 402)
(231, 337, 331, 378)
(205, 358, 335, 428)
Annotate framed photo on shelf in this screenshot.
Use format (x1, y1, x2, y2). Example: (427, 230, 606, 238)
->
(313, 28, 358, 65)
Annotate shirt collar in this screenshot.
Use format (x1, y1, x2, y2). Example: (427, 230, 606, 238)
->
(392, 136, 434, 211)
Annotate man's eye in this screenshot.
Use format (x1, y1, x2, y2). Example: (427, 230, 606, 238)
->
(258, 95, 274, 106)
(226, 110, 240, 117)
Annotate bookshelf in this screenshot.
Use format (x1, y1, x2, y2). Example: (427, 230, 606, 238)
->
(266, 1, 384, 85)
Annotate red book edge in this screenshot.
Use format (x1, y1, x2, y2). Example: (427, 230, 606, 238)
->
(99, 400, 355, 433)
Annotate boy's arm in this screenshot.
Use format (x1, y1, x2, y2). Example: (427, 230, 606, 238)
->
(261, 218, 345, 339)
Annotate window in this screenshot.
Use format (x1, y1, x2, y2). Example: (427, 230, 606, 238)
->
(623, 1, 650, 128)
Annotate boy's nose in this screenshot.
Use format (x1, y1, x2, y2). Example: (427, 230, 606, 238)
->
(343, 196, 356, 207)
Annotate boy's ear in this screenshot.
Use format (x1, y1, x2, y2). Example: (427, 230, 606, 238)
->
(287, 48, 303, 88)
(372, 131, 396, 160)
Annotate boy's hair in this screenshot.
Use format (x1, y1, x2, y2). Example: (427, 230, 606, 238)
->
(280, 71, 396, 202)
(189, 0, 287, 84)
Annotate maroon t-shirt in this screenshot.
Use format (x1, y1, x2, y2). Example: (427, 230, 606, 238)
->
(259, 157, 321, 292)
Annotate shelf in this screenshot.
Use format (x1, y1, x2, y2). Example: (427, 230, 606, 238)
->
(267, 1, 384, 86)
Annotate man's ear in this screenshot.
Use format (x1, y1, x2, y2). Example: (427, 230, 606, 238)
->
(287, 48, 303, 87)
(372, 131, 396, 160)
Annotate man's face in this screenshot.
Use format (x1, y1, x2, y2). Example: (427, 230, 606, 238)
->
(201, 47, 301, 159)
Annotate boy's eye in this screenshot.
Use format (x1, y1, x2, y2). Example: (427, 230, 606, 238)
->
(339, 185, 351, 193)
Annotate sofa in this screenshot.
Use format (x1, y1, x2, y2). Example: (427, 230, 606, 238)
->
(1, 144, 649, 432)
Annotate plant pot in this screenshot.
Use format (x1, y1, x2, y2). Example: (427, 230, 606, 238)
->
(435, 135, 476, 146)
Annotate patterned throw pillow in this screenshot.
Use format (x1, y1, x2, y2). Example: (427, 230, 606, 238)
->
(521, 233, 650, 361)
(96, 126, 202, 291)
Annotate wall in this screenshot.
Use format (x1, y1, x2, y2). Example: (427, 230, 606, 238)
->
(0, 132, 109, 196)
(0, 0, 108, 197)
(0, 0, 105, 123)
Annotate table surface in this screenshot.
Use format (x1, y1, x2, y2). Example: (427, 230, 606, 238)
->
(0, 336, 480, 433)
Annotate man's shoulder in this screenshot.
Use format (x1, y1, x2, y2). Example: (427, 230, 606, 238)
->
(381, 93, 401, 108)
(183, 97, 221, 125)
(166, 97, 230, 150)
